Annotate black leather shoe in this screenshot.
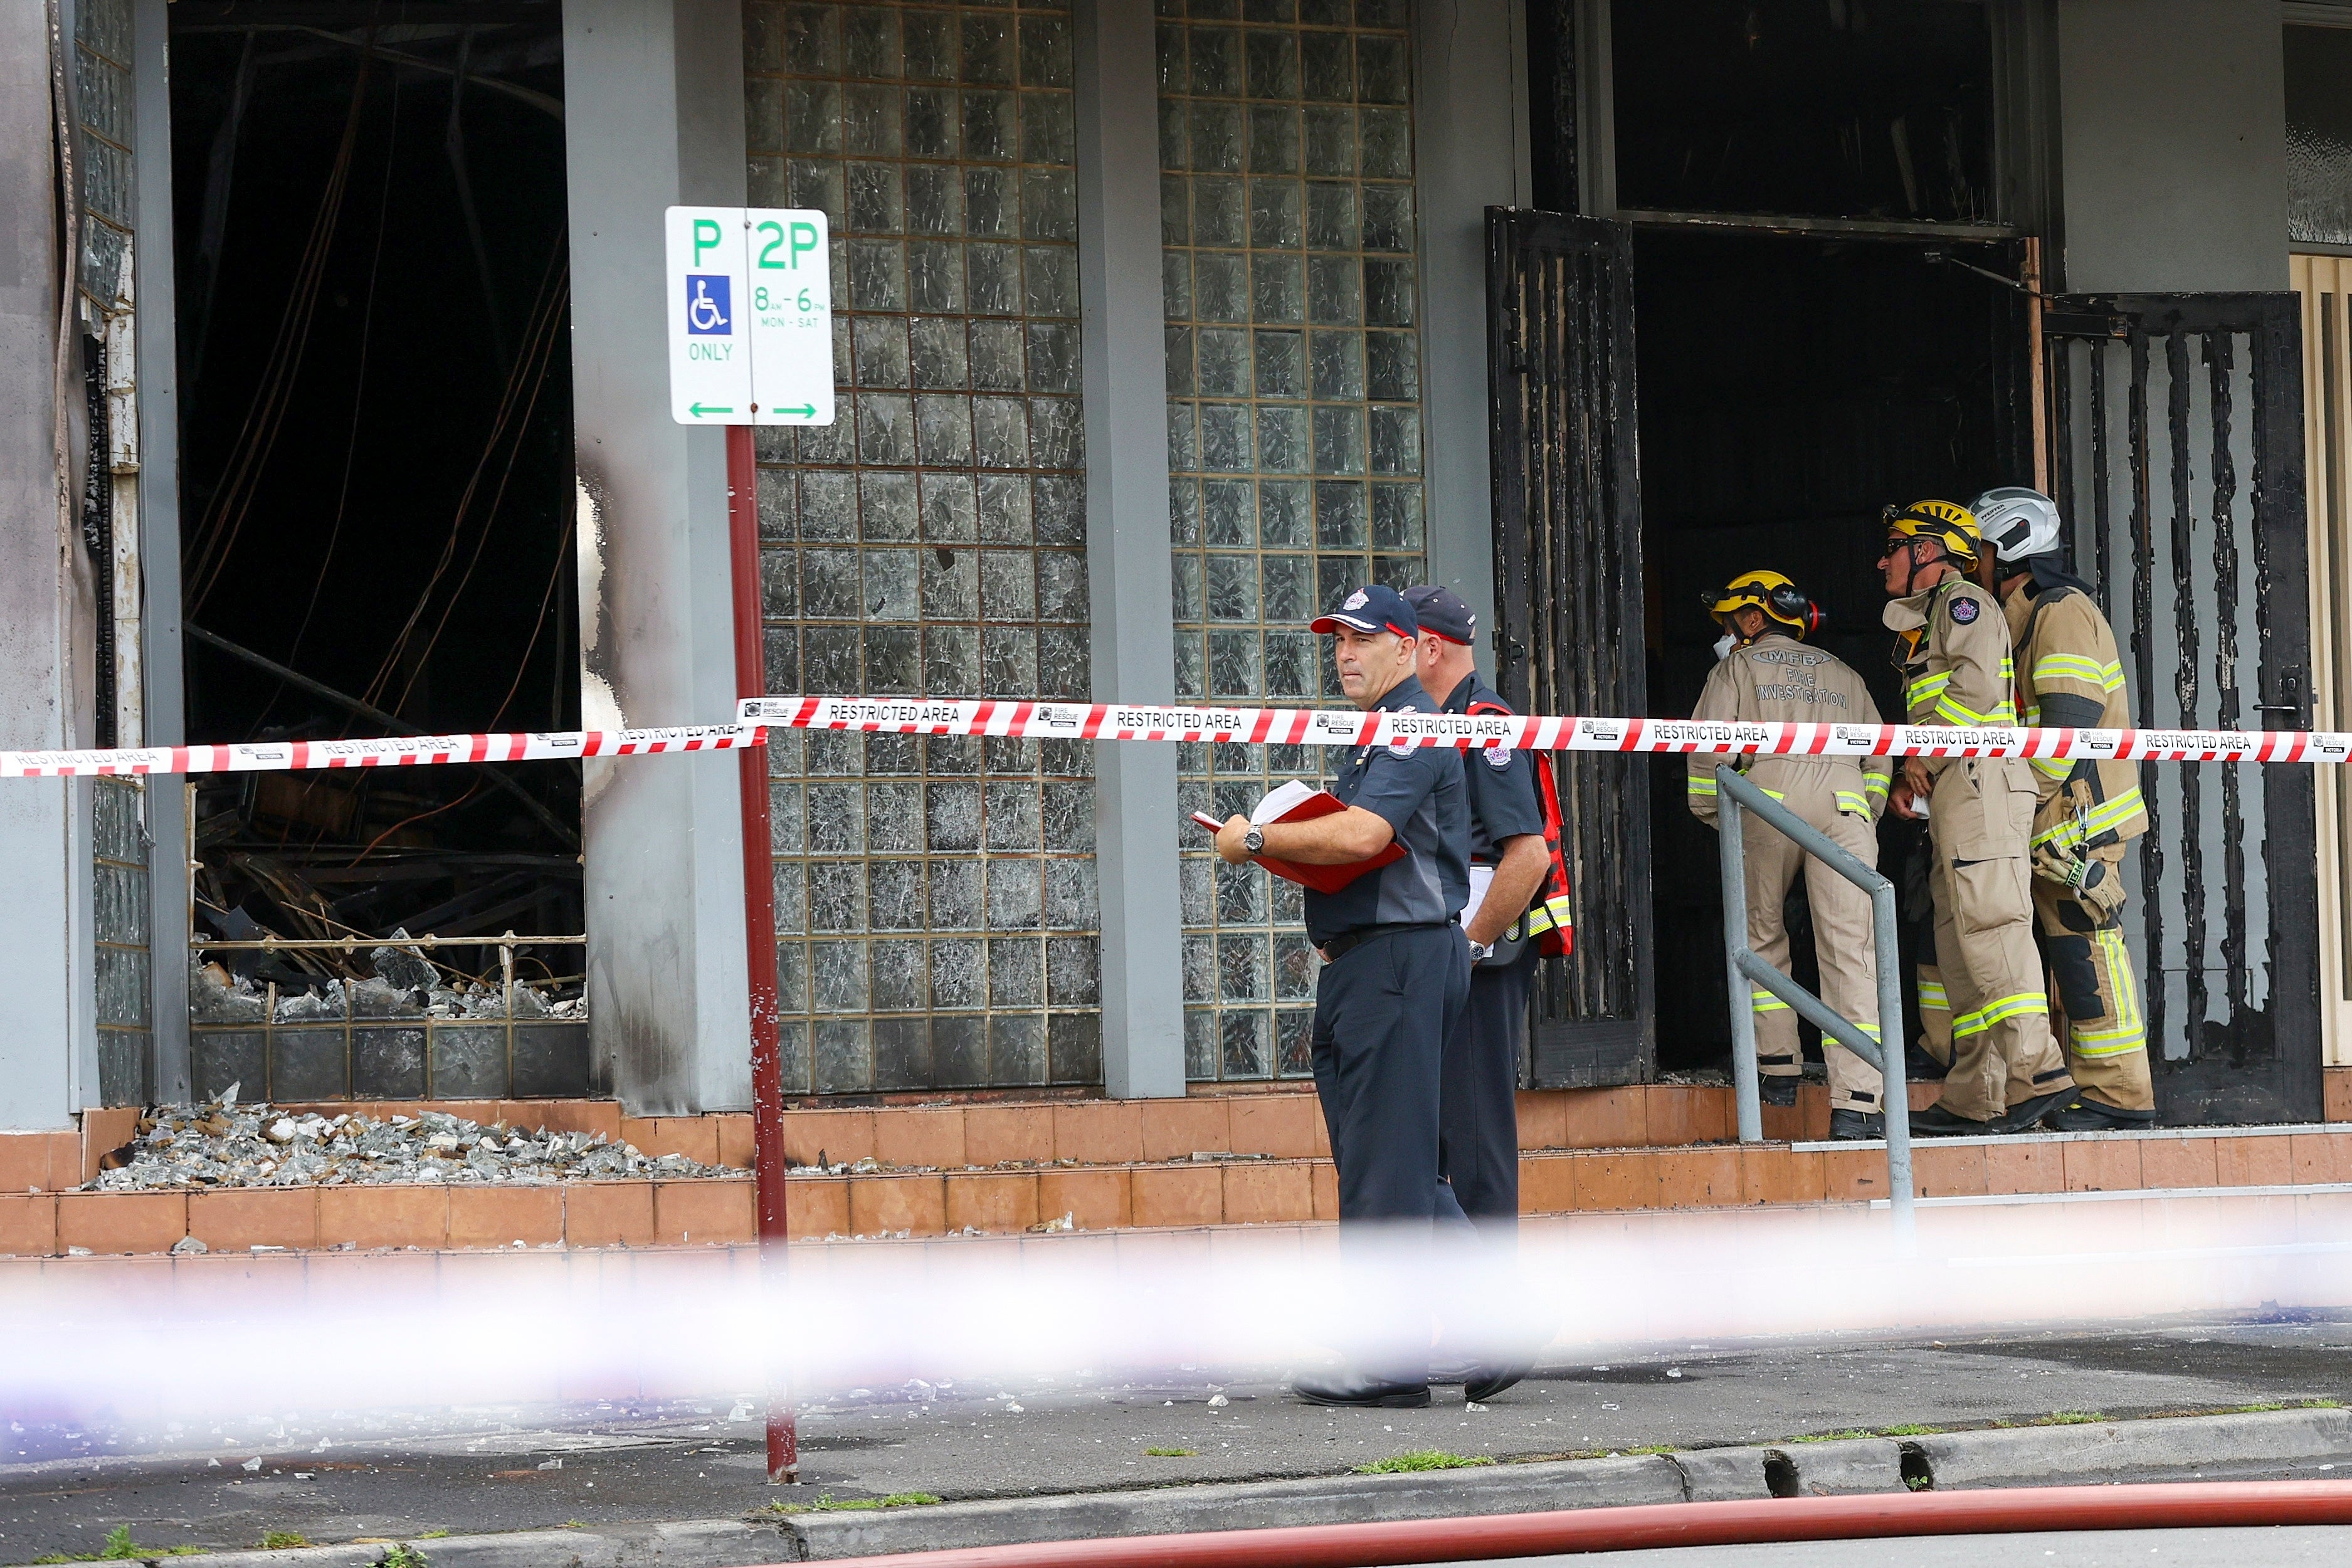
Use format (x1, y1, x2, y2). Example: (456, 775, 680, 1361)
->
(1292, 1370, 1432, 1408)
(1991, 1089, 2073, 1132)
(1761, 1076, 1800, 1108)
(1909, 1102, 1993, 1137)
(1828, 1109, 1884, 1141)
(2038, 1096, 2155, 1132)
(1463, 1364, 1530, 1403)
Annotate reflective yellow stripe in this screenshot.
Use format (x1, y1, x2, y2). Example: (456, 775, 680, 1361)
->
(2031, 756, 2075, 780)
(1907, 671, 1952, 707)
(1864, 773, 1890, 796)
(2032, 653, 2107, 687)
(2071, 930, 2146, 1056)
(1835, 790, 1870, 816)
(2030, 786, 2148, 850)
(1951, 991, 2049, 1039)
(1934, 692, 2017, 727)
(1917, 981, 1949, 1010)
(1522, 895, 1574, 935)
(1687, 777, 1717, 795)
(1750, 990, 1792, 1015)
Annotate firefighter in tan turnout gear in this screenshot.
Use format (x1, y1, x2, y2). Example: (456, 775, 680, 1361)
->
(1687, 571, 1893, 1140)
(1880, 500, 2076, 1135)
(1976, 487, 2156, 1130)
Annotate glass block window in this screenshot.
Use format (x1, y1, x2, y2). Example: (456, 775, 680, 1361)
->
(1158, 0, 1426, 1080)
(746, 0, 1102, 1094)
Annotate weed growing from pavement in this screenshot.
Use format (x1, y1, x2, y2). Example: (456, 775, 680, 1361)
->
(1354, 1451, 1497, 1475)
(1783, 1431, 1872, 1444)
(1144, 1448, 1197, 1456)
(259, 1532, 311, 1550)
(1904, 1473, 1933, 1492)
(2032, 1412, 2106, 1425)
(415, 1532, 451, 1540)
(34, 1525, 203, 1562)
(1617, 1445, 1675, 1456)
(1875, 1424, 1941, 1436)
(762, 1493, 944, 1515)
(376, 1545, 430, 1568)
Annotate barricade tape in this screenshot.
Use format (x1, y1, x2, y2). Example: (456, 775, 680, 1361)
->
(3, 701, 2348, 778)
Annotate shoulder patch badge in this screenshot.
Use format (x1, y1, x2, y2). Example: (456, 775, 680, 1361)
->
(1482, 746, 1514, 770)
(1386, 703, 1416, 757)
(1948, 594, 1980, 625)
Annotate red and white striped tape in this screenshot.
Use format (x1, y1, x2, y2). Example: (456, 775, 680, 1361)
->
(3, 702, 2348, 779)
(741, 697, 2352, 766)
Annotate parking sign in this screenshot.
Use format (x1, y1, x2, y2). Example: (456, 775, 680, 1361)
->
(665, 207, 834, 426)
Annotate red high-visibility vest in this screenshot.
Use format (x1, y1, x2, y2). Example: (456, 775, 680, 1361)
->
(1470, 702, 1574, 957)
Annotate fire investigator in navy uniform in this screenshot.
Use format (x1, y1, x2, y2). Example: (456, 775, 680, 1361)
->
(1215, 583, 1470, 1410)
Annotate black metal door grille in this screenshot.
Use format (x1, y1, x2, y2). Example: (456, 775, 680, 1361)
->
(1485, 208, 1654, 1088)
(2044, 293, 2323, 1123)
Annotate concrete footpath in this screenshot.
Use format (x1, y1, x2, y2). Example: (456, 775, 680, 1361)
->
(5, 1309, 2352, 1565)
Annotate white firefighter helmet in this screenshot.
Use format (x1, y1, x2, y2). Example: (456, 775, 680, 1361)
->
(1973, 487, 2062, 564)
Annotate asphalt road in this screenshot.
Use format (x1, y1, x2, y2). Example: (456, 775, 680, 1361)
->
(4, 1310, 2351, 1560)
(1502, 1527, 2352, 1566)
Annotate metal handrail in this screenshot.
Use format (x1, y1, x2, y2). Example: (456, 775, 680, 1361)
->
(1714, 764, 1914, 1247)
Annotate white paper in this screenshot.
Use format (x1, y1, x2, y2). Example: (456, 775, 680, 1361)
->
(1462, 863, 1497, 932)
(1250, 779, 1321, 826)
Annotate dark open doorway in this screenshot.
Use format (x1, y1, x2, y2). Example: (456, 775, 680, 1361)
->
(168, 3, 580, 997)
(1633, 226, 2032, 1071)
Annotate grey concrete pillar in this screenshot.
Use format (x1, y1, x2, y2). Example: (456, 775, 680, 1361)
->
(1415, 0, 1532, 647)
(1075, 0, 1184, 1098)
(135, 0, 189, 1102)
(566, 0, 754, 1114)
(0, 4, 93, 1129)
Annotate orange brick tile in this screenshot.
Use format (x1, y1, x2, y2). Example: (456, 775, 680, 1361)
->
(623, 1117, 724, 1166)
(1906, 1081, 1942, 1112)
(1221, 1162, 1314, 1225)
(2290, 1132, 2344, 1186)
(1309, 1160, 1338, 1221)
(1734, 1145, 1822, 1206)
(187, 1187, 320, 1253)
(1514, 1092, 1568, 1151)
(654, 1179, 756, 1246)
(1561, 1088, 1648, 1149)
(1036, 1167, 1130, 1231)
(2328, 1068, 2352, 1123)
(1521, 1153, 1575, 1214)
(1759, 1102, 1809, 1143)
(784, 1176, 848, 1239)
(1140, 1098, 1231, 1162)
(848, 1174, 947, 1236)
(1822, 1147, 1891, 1203)
(445, 1184, 564, 1249)
(1688, 1088, 1732, 1143)
(317, 1184, 450, 1251)
(1983, 1140, 2065, 1196)
(1655, 1146, 1741, 1207)
(872, 1108, 967, 1170)
(1226, 1094, 1323, 1159)
(1052, 1102, 1146, 1164)
(2062, 1137, 2144, 1194)
(418, 1101, 500, 1124)
(714, 1114, 756, 1171)
(79, 1107, 140, 1185)
(946, 1172, 1042, 1234)
(1644, 1088, 1706, 1149)
(504, 1100, 623, 1142)
(778, 1108, 875, 1168)
(1909, 1142, 1988, 1199)
(0, 1194, 57, 1256)
(1129, 1165, 1221, 1229)
(963, 1105, 1055, 1166)
(1795, 1084, 1832, 1141)
(56, 1191, 188, 1255)
(2138, 1135, 2220, 1191)
(1574, 1149, 1660, 1211)
(0, 1132, 67, 1194)
(562, 1181, 657, 1248)
(2215, 1134, 2296, 1187)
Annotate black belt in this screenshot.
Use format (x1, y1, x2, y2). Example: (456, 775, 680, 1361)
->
(1320, 918, 1456, 962)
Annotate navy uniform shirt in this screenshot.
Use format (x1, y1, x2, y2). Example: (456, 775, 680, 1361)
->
(1305, 675, 1471, 946)
(1440, 672, 1546, 863)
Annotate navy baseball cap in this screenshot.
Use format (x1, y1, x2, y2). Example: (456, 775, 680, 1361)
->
(1310, 584, 1420, 638)
(1402, 584, 1475, 645)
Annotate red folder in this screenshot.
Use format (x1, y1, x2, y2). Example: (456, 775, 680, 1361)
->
(1188, 783, 1406, 894)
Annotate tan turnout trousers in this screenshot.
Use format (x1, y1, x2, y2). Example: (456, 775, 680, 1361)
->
(1688, 632, 1891, 1115)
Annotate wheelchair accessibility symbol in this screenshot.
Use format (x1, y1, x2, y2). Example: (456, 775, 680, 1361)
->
(685, 274, 732, 335)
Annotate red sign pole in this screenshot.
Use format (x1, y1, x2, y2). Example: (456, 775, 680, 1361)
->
(725, 423, 796, 1483)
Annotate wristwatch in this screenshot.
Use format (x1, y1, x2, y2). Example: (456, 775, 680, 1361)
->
(1242, 825, 1265, 855)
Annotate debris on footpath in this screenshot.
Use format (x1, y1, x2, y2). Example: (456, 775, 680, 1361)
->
(87, 1087, 728, 1191)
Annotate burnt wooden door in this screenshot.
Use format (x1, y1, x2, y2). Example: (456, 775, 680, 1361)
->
(1485, 208, 1653, 1089)
(2043, 293, 2322, 1123)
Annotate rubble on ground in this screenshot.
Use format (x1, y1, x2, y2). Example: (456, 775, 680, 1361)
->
(190, 954, 585, 1023)
(87, 1087, 727, 1191)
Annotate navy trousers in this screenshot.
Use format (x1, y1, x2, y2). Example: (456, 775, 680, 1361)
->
(1309, 925, 1472, 1226)
(1438, 949, 1531, 1236)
